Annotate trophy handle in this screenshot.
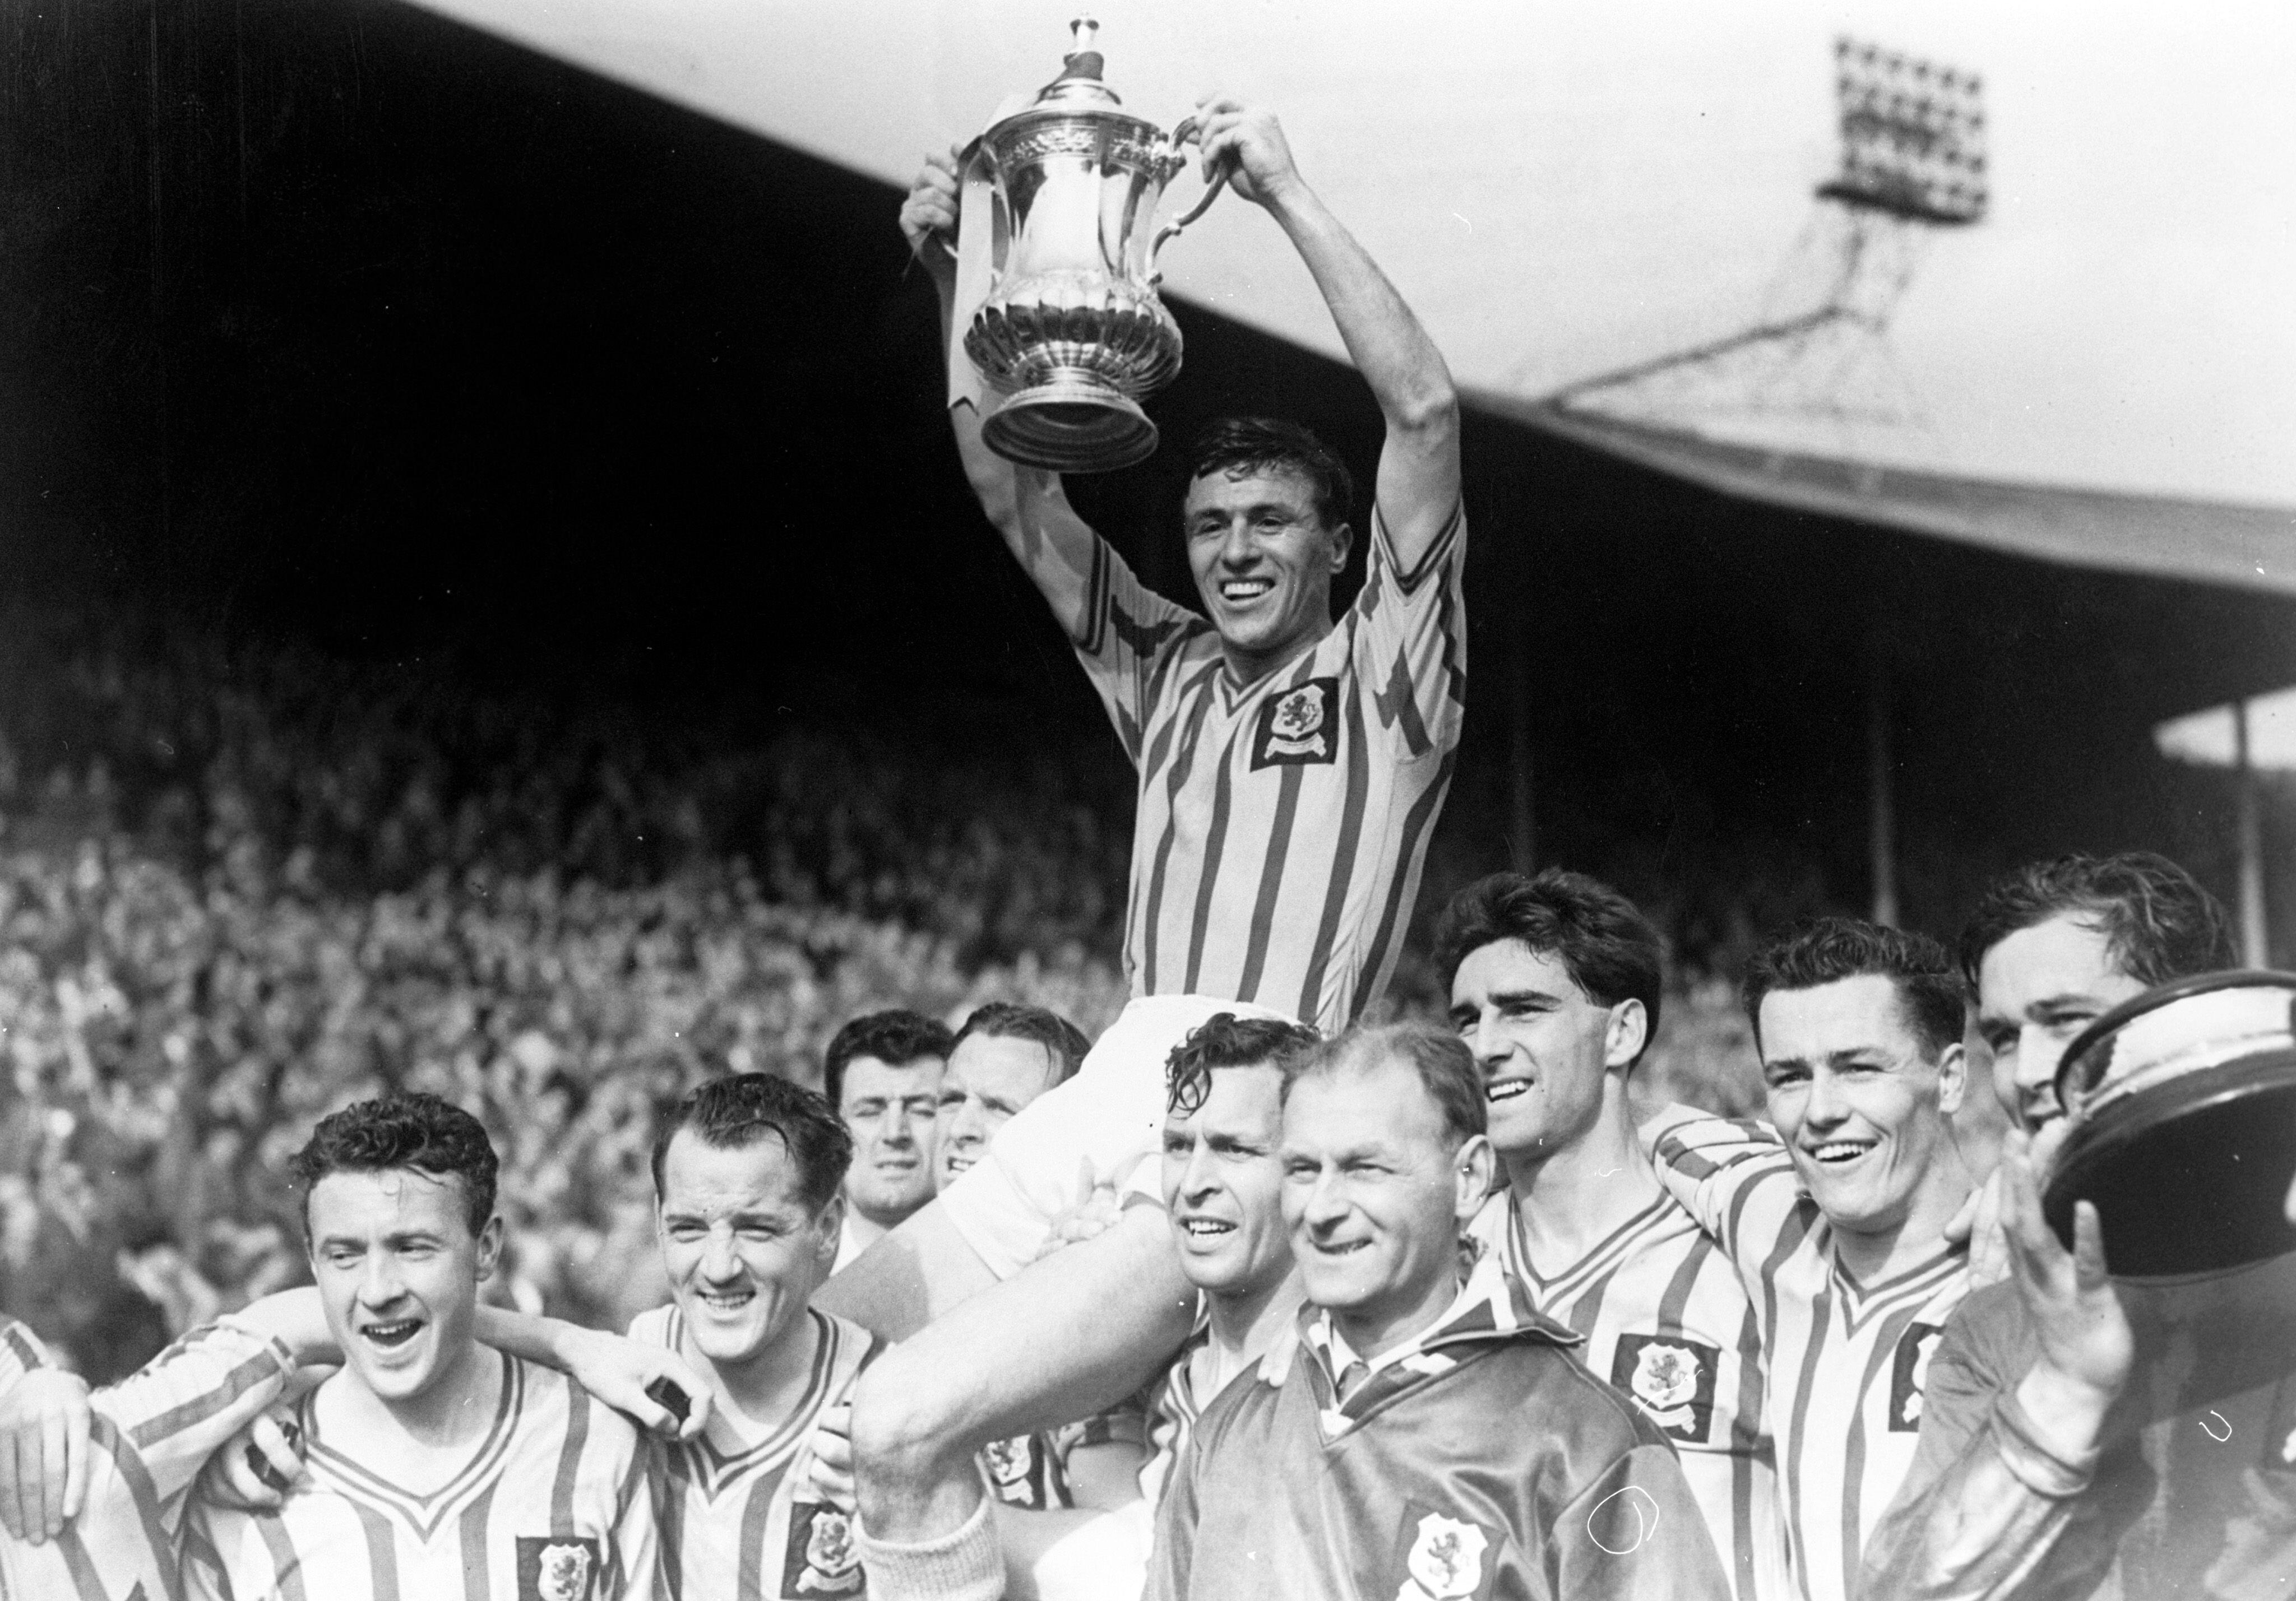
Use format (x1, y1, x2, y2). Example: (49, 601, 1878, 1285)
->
(1150, 115, 1231, 282)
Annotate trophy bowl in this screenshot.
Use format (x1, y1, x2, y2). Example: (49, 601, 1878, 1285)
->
(957, 20, 1225, 473)
(2044, 969, 2296, 1278)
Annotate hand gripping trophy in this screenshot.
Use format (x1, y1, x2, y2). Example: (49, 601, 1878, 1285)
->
(943, 16, 1228, 472)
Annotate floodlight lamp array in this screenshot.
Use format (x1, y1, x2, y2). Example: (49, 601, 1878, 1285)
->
(1818, 35, 1988, 226)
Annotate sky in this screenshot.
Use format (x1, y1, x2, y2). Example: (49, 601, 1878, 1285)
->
(406, 0, 2295, 508)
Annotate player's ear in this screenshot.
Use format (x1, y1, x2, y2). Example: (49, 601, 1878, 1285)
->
(1604, 999, 1649, 1073)
(814, 1191, 845, 1263)
(1326, 520, 1353, 573)
(474, 1214, 506, 1283)
(1453, 1134, 1497, 1220)
(1936, 1041, 1967, 1116)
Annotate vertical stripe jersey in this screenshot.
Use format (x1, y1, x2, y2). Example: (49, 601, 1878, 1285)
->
(630, 1303, 879, 1601)
(1071, 502, 1468, 1032)
(183, 1352, 655, 1601)
(1, 1315, 298, 1601)
(1649, 1116, 1971, 1601)
(1465, 1188, 1788, 1601)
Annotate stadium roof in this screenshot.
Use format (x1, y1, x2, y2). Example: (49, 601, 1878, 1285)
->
(1496, 400, 2296, 599)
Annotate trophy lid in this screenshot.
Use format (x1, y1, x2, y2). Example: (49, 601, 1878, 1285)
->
(1034, 17, 1124, 109)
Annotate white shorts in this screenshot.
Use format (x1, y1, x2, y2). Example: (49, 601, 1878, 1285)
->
(1023, 1498, 1155, 1601)
(938, 994, 1294, 1281)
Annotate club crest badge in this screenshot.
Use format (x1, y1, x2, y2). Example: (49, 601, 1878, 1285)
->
(1394, 1510, 1493, 1600)
(516, 1536, 599, 1601)
(1252, 677, 1340, 769)
(781, 1502, 867, 1597)
(1890, 1323, 1946, 1431)
(1610, 1332, 1719, 1444)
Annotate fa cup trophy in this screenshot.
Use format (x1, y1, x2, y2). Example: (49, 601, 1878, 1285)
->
(947, 17, 1227, 472)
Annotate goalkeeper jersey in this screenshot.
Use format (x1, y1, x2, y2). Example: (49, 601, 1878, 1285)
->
(1650, 1115, 1970, 1601)
(184, 1351, 654, 1601)
(1466, 1188, 1786, 1601)
(631, 1303, 879, 1601)
(1072, 503, 1467, 1032)
(1, 1315, 297, 1601)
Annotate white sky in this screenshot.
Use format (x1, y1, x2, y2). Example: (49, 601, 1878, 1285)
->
(2158, 689, 2296, 771)
(410, 0, 2296, 505)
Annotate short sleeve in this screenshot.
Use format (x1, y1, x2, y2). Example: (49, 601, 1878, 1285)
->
(1648, 1113, 1810, 1291)
(1350, 502, 1467, 762)
(92, 1317, 297, 1503)
(1072, 534, 1212, 766)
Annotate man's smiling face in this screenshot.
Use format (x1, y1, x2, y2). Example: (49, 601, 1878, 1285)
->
(307, 1167, 499, 1409)
(1448, 939, 1630, 1171)
(1758, 974, 1964, 1242)
(934, 1033, 1059, 1191)
(1163, 1061, 1292, 1298)
(1974, 914, 2149, 1132)
(1183, 466, 1349, 675)
(656, 1127, 839, 1371)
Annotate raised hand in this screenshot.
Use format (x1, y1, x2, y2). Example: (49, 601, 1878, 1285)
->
(897, 145, 968, 280)
(0, 1367, 90, 1542)
(1189, 97, 1306, 210)
(1944, 1168, 2011, 1289)
(2006, 1123, 2133, 1457)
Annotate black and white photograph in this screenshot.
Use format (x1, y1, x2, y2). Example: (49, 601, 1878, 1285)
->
(0, 3, 2291, 1597)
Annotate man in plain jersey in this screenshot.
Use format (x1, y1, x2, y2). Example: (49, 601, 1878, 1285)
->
(845, 88, 1468, 1589)
(1862, 852, 2296, 1598)
(1440, 869, 1786, 1601)
(1645, 918, 1973, 1601)
(184, 1091, 656, 1600)
(826, 1009, 953, 1270)
(1151, 1022, 1728, 1601)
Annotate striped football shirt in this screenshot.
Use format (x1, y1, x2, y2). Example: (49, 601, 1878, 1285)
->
(631, 1302, 879, 1601)
(1650, 1116, 1971, 1601)
(1466, 1188, 1788, 1601)
(184, 1352, 654, 1601)
(1072, 502, 1467, 1032)
(1, 1316, 298, 1601)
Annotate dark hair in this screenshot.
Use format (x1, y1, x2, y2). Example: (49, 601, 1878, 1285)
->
(650, 1073, 853, 1214)
(1956, 851, 2235, 992)
(1743, 917, 1964, 1060)
(1165, 1011, 1323, 1117)
(822, 1009, 956, 1111)
(953, 1002, 1091, 1089)
(1184, 416, 1355, 532)
(1281, 1021, 1487, 1150)
(291, 1091, 499, 1239)
(1433, 869, 1666, 1062)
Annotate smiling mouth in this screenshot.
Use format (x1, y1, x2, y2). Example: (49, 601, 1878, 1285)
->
(696, 1288, 754, 1314)
(1486, 1078, 1531, 1104)
(1312, 1237, 1370, 1258)
(361, 1319, 423, 1349)
(1219, 578, 1275, 605)
(942, 1153, 975, 1177)
(1806, 1140, 1876, 1166)
(1178, 1217, 1235, 1241)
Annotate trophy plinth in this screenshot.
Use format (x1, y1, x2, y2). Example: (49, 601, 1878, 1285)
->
(953, 18, 1224, 473)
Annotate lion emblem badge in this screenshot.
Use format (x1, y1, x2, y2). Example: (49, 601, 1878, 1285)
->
(1610, 1332, 1718, 1443)
(516, 1537, 599, 1601)
(1252, 677, 1339, 768)
(1395, 1511, 1490, 1600)
(782, 1502, 866, 1597)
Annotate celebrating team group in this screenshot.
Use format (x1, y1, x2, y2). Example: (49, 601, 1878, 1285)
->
(3, 99, 2289, 1601)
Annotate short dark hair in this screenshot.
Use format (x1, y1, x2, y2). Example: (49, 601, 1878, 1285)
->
(651, 1073, 853, 1214)
(1956, 851, 2236, 992)
(1743, 917, 1964, 1060)
(822, 1009, 955, 1111)
(1184, 416, 1354, 532)
(1281, 1021, 1487, 1151)
(953, 1003, 1091, 1090)
(291, 1091, 498, 1239)
(1165, 1011, 1323, 1117)
(1433, 869, 1666, 1062)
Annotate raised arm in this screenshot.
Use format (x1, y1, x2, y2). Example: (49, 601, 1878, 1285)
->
(899, 147, 1103, 641)
(1193, 100, 1461, 569)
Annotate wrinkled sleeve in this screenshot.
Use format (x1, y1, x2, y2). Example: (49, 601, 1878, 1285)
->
(1070, 533, 1210, 767)
(1858, 1315, 2098, 1601)
(91, 1316, 297, 1505)
(1350, 502, 1468, 763)
(1645, 1113, 1806, 1286)
(1550, 1441, 1733, 1601)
